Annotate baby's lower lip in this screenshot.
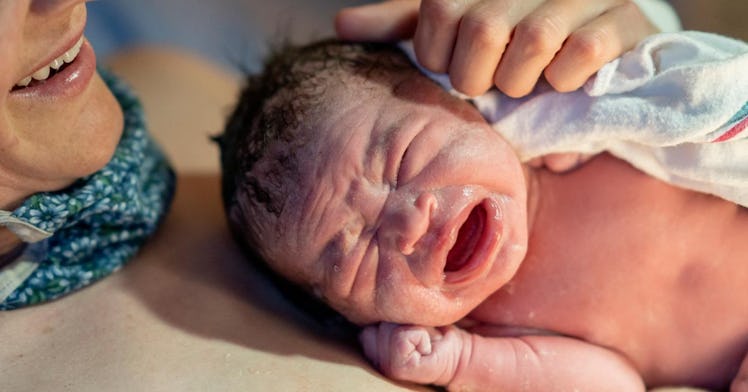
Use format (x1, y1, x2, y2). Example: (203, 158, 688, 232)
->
(10, 39, 96, 101)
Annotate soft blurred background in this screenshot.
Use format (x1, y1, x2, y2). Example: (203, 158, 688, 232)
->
(669, 0, 748, 40)
(86, 0, 369, 73)
(86, 0, 748, 76)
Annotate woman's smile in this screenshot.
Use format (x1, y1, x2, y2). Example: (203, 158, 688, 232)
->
(13, 35, 84, 89)
(10, 34, 95, 100)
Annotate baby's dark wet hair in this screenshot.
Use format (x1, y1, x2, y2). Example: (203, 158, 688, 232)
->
(215, 39, 416, 337)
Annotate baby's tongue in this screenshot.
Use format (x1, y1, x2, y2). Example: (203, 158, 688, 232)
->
(445, 206, 484, 272)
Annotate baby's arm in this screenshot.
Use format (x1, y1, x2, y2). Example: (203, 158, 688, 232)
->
(360, 323, 644, 391)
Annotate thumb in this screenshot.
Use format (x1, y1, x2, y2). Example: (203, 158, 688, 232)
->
(335, 0, 419, 42)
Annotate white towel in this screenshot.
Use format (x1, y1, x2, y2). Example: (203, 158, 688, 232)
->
(401, 32, 748, 206)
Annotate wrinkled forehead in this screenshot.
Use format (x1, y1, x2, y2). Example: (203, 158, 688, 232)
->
(262, 66, 406, 283)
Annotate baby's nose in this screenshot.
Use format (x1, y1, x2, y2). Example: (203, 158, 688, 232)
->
(397, 192, 437, 255)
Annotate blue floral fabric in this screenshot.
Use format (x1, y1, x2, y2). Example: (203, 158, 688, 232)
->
(0, 70, 175, 310)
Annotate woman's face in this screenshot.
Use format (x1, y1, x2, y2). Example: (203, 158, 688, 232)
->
(0, 0, 123, 209)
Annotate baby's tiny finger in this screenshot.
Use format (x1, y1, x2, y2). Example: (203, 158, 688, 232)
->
(403, 327, 433, 356)
(544, 1, 658, 92)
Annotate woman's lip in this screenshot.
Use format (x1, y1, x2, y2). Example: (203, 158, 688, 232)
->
(10, 39, 96, 101)
(443, 198, 504, 284)
(16, 30, 86, 86)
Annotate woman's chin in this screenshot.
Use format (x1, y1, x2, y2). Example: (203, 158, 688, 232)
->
(75, 75, 124, 177)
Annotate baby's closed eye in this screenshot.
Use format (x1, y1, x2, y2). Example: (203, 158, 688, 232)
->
(394, 142, 412, 188)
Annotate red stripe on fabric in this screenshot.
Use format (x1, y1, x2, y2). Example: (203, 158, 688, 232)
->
(713, 117, 748, 142)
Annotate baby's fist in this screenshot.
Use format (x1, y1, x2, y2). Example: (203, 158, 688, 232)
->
(359, 322, 465, 386)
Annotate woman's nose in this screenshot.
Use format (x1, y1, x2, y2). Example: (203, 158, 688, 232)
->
(396, 192, 437, 255)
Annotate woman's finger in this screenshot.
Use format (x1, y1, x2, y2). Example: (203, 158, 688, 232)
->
(413, 0, 472, 73)
(544, 1, 658, 92)
(493, 0, 616, 97)
(446, 0, 518, 96)
(335, 0, 420, 42)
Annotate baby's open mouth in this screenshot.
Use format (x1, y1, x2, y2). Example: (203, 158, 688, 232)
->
(445, 204, 486, 273)
(12, 36, 84, 91)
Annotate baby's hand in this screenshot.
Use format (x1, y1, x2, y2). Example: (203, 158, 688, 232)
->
(336, 0, 659, 97)
(528, 152, 593, 173)
(359, 322, 468, 387)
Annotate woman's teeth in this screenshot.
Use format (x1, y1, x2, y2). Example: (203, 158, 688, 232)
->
(14, 36, 84, 88)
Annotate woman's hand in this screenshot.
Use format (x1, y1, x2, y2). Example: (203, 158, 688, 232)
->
(336, 0, 659, 97)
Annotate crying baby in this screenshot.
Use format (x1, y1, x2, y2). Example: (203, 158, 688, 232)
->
(217, 39, 748, 391)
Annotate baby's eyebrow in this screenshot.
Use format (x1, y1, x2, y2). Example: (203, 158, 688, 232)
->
(362, 128, 389, 182)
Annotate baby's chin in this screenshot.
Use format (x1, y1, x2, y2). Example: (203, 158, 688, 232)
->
(343, 281, 507, 328)
(335, 292, 462, 327)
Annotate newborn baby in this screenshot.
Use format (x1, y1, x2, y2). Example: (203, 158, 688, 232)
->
(217, 40, 748, 391)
